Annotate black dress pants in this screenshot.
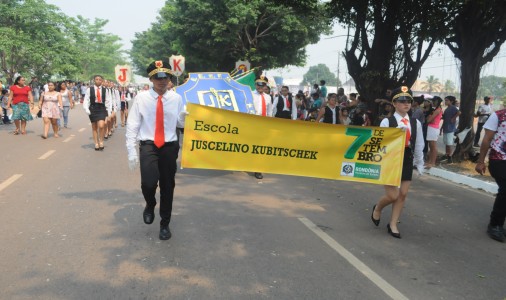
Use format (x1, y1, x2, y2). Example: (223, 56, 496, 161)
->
(489, 160, 506, 227)
(139, 141, 179, 226)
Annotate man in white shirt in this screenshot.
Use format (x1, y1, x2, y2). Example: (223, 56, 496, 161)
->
(273, 85, 297, 120)
(251, 76, 273, 179)
(126, 60, 186, 240)
(474, 96, 493, 147)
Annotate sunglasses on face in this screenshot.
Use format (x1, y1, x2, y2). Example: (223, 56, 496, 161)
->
(395, 99, 413, 104)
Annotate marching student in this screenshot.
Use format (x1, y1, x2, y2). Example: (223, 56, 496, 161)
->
(371, 86, 424, 239)
(273, 86, 297, 120)
(251, 75, 273, 179)
(83, 75, 110, 150)
(126, 60, 187, 240)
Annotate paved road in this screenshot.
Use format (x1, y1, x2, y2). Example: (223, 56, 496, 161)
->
(0, 107, 505, 300)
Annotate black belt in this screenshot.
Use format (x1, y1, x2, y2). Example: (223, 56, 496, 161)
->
(140, 140, 178, 146)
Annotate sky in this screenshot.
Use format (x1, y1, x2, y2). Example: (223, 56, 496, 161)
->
(46, 0, 506, 87)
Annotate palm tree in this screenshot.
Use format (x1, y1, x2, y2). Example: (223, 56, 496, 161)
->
(421, 75, 441, 93)
(442, 79, 456, 96)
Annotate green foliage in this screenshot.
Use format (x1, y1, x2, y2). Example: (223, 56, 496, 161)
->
(0, 0, 126, 84)
(323, 0, 450, 110)
(477, 75, 506, 99)
(130, 0, 330, 75)
(302, 64, 341, 86)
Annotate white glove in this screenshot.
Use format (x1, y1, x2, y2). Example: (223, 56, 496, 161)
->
(85, 109, 90, 115)
(416, 164, 425, 176)
(128, 157, 139, 171)
(179, 110, 189, 118)
(396, 123, 409, 132)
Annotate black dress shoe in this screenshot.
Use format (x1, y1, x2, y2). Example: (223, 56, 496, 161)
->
(254, 172, 263, 179)
(487, 225, 505, 243)
(371, 205, 380, 226)
(159, 225, 172, 240)
(143, 207, 155, 224)
(387, 224, 401, 239)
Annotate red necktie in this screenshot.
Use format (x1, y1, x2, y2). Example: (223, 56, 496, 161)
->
(285, 96, 290, 109)
(154, 95, 165, 148)
(96, 88, 101, 103)
(261, 94, 266, 116)
(401, 118, 411, 146)
(121, 92, 125, 101)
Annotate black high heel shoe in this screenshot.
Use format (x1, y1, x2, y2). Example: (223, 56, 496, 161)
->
(371, 205, 380, 226)
(387, 224, 401, 239)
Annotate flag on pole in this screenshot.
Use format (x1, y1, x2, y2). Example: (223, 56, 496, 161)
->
(235, 71, 256, 91)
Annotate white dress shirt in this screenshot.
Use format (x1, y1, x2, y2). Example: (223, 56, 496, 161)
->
(82, 85, 111, 115)
(380, 112, 424, 167)
(252, 90, 273, 117)
(126, 89, 185, 160)
(272, 95, 298, 120)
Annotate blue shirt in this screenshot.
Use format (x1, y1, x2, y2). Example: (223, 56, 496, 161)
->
(442, 105, 459, 133)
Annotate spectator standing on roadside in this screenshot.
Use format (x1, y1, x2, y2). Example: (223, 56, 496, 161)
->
(424, 96, 443, 168)
(474, 96, 493, 147)
(475, 108, 506, 243)
(440, 96, 461, 163)
(319, 80, 327, 104)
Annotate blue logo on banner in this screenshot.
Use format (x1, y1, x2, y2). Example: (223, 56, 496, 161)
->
(175, 73, 255, 114)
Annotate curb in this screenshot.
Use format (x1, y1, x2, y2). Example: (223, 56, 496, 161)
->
(427, 167, 498, 194)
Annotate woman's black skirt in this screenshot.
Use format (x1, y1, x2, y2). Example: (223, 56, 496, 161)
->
(89, 104, 107, 122)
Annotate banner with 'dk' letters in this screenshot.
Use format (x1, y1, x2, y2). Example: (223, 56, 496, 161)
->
(182, 103, 406, 186)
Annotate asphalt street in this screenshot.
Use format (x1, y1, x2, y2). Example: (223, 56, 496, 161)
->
(0, 106, 505, 300)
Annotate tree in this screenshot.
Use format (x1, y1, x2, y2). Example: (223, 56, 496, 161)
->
(477, 75, 506, 100)
(442, 79, 456, 96)
(130, 0, 330, 74)
(324, 0, 449, 116)
(421, 75, 441, 93)
(445, 0, 506, 161)
(0, 0, 81, 83)
(302, 64, 341, 87)
(71, 16, 127, 81)
(0, 0, 126, 84)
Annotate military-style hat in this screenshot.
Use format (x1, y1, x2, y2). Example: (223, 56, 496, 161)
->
(147, 60, 173, 79)
(255, 75, 268, 86)
(391, 86, 413, 102)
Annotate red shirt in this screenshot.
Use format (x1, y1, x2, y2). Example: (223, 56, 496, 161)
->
(10, 85, 31, 104)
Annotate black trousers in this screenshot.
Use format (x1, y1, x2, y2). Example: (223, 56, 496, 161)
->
(139, 141, 179, 226)
(275, 110, 292, 119)
(489, 160, 506, 227)
(474, 122, 485, 145)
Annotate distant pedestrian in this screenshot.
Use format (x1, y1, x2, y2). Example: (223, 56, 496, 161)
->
(83, 75, 110, 151)
(38, 81, 62, 138)
(58, 81, 74, 128)
(475, 108, 506, 243)
(474, 96, 493, 147)
(424, 96, 443, 168)
(7, 76, 34, 135)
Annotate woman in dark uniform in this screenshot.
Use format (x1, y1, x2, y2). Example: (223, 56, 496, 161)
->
(83, 75, 110, 150)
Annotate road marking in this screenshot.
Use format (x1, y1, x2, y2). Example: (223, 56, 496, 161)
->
(0, 174, 23, 192)
(38, 150, 56, 160)
(78, 128, 86, 132)
(298, 217, 409, 300)
(63, 135, 75, 143)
